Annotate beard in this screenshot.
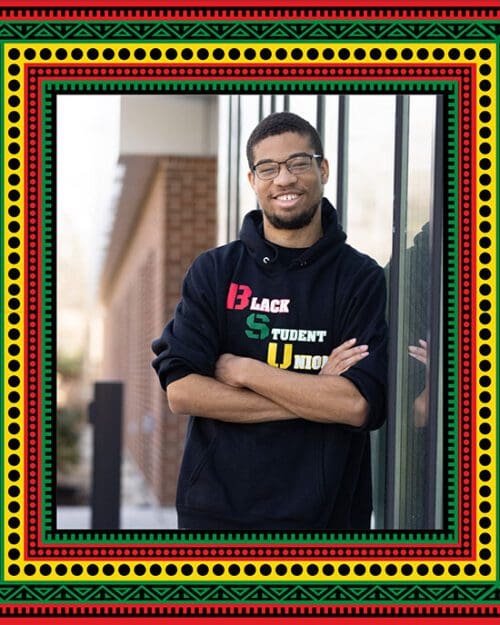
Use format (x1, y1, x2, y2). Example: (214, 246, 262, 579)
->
(263, 200, 320, 230)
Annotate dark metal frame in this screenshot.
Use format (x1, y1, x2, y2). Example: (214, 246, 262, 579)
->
(226, 96, 242, 241)
(424, 94, 444, 528)
(336, 95, 349, 227)
(385, 94, 410, 529)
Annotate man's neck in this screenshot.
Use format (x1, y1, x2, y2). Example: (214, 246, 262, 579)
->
(263, 214, 323, 249)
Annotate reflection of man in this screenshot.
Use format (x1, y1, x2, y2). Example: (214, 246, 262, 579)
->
(406, 222, 431, 428)
(409, 339, 428, 427)
(152, 112, 388, 530)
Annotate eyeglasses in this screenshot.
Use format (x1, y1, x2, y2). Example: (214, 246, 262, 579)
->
(252, 153, 323, 180)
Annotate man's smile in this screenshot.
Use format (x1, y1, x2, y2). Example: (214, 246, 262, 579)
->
(274, 193, 301, 201)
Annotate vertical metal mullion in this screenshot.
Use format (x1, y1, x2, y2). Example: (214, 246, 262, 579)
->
(256, 95, 264, 211)
(336, 95, 349, 228)
(385, 95, 410, 529)
(316, 95, 325, 147)
(283, 94, 290, 111)
(235, 95, 242, 237)
(227, 95, 241, 241)
(270, 94, 276, 113)
(425, 95, 444, 528)
(226, 96, 233, 243)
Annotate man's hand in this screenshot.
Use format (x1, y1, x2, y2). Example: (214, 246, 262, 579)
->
(408, 339, 429, 427)
(319, 338, 369, 376)
(408, 339, 428, 365)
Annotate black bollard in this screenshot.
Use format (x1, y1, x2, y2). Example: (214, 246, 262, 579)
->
(89, 381, 123, 530)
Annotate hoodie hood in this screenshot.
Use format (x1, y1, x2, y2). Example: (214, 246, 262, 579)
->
(239, 197, 347, 269)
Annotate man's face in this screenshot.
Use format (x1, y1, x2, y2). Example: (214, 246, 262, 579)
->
(248, 131, 329, 231)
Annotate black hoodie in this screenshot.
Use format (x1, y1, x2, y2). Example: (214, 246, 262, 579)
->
(152, 199, 388, 530)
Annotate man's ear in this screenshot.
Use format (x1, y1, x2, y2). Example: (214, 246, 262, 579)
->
(320, 158, 330, 185)
(247, 170, 257, 191)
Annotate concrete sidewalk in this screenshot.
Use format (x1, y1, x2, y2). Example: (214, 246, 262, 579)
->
(57, 424, 178, 530)
(57, 505, 177, 530)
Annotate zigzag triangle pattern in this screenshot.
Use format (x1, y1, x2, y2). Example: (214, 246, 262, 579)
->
(54, 23, 99, 39)
(136, 22, 179, 39)
(459, 23, 497, 38)
(19, 23, 62, 38)
(297, 23, 338, 39)
(183, 24, 229, 39)
(0, 20, 496, 41)
(102, 23, 140, 39)
(0, 583, 495, 604)
(339, 24, 381, 39)
(373, 23, 418, 39)
(0, 23, 18, 37)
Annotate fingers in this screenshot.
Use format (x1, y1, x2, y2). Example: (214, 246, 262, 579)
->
(408, 345, 427, 365)
(320, 338, 369, 376)
(330, 338, 369, 360)
(328, 337, 357, 354)
(337, 348, 369, 373)
(408, 339, 428, 365)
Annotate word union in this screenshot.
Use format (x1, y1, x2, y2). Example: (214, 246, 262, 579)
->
(267, 343, 329, 371)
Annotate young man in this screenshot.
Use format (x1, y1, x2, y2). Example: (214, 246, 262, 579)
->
(152, 112, 388, 531)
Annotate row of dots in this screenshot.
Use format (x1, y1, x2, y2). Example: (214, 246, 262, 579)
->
(9, 561, 492, 578)
(3, 47, 495, 570)
(7, 45, 494, 63)
(471, 72, 494, 558)
(5, 80, 25, 554)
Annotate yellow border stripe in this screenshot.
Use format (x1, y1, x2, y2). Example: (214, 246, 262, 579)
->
(2, 41, 495, 585)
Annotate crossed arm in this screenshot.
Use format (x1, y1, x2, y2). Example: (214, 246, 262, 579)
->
(167, 339, 370, 428)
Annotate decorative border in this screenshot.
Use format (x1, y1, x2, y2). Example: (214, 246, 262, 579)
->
(0, 2, 498, 620)
(3, 0, 500, 21)
(29, 61, 463, 554)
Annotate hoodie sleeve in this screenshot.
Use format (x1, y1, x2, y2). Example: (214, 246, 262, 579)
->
(151, 252, 220, 390)
(336, 260, 388, 432)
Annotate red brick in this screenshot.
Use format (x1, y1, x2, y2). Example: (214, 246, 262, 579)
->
(101, 156, 216, 505)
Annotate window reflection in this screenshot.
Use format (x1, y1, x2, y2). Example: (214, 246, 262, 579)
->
(402, 220, 432, 527)
(397, 95, 441, 529)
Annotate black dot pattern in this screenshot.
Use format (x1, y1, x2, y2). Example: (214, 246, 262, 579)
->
(1, 39, 495, 592)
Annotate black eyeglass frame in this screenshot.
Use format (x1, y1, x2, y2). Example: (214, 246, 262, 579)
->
(251, 152, 323, 180)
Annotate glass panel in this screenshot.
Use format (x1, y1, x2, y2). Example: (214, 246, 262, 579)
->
(287, 95, 317, 126)
(238, 95, 262, 229)
(322, 95, 340, 210)
(273, 94, 286, 112)
(342, 95, 396, 528)
(217, 95, 231, 245)
(394, 95, 438, 529)
(227, 95, 241, 241)
(345, 95, 395, 267)
(343, 94, 441, 529)
(260, 95, 273, 119)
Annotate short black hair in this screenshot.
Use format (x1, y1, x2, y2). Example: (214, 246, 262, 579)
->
(246, 111, 324, 169)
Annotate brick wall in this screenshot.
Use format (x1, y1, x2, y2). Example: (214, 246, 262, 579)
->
(102, 156, 217, 505)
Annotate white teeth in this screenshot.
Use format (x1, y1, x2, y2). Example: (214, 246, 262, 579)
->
(276, 194, 299, 201)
